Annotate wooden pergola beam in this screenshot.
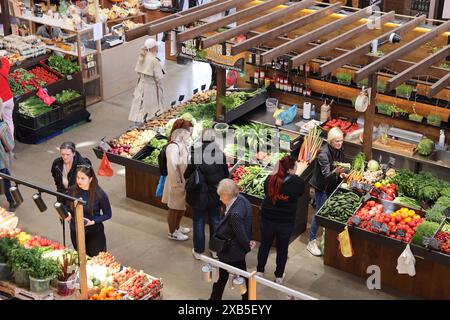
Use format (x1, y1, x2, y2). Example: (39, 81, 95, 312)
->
(320, 15, 427, 76)
(148, 0, 249, 36)
(201, 0, 316, 49)
(177, 0, 287, 43)
(290, 11, 395, 68)
(386, 44, 450, 92)
(260, 5, 373, 65)
(427, 73, 450, 98)
(231, 2, 342, 55)
(354, 21, 450, 82)
(126, 0, 224, 40)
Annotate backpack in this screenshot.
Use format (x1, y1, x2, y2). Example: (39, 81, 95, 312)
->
(158, 142, 172, 176)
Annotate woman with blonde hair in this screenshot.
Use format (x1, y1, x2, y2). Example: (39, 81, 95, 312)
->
(129, 38, 165, 126)
(308, 127, 347, 256)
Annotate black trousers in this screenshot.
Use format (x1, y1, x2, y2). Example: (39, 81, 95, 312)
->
(210, 259, 248, 300)
(70, 223, 107, 257)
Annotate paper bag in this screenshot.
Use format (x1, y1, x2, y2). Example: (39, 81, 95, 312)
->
(98, 152, 113, 177)
(396, 244, 416, 277)
(337, 226, 354, 258)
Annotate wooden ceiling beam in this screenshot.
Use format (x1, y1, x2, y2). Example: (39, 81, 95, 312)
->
(148, 0, 249, 36)
(177, 0, 287, 43)
(201, 0, 316, 49)
(354, 21, 450, 82)
(290, 11, 395, 68)
(319, 15, 427, 76)
(427, 73, 450, 98)
(260, 5, 374, 65)
(230, 2, 342, 55)
(386, 44, 450, 92)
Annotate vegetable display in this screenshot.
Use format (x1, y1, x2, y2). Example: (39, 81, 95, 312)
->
(219, 88, 266, 111)
(298, 125, 322, 162)
(436, 231, 450, 254)
(319, 190, 361, 223)
(8, 68, 46, 96)
(142, 149, 160, 166)
(411, 221, 440, 246)
(232, 165, 269, 199)
(55, 89, 81, 104)
(417, 138, 434, 156)
(47, 55, 81, 75)
(322, 118, 359, 135)
(29, 66, 59, 85)
(18, 96, 54, 117)
(352, 152, 366, 173)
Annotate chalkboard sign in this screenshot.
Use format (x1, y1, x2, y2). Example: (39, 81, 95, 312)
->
(396, 229, 406, 238)
(363, 193, 372, 202)
(201, 84, 206, 91)
(372, 220, 389, 234)
(193, 88, 199, 94)
(178, 95, 185, 102)
(423, 237, 440, 250)
(350, 216, 362, 226)
(350, 181, 372, 193)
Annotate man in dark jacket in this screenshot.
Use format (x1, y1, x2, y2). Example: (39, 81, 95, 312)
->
(308, 127, 346, 256)
(185, 129, 229, 259)
(209, 179, 255, 300)
(51, 141, 92, 204)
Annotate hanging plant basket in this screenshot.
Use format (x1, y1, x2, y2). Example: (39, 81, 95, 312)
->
(377, 81, 387, 93)
(395, 84, 413, 99)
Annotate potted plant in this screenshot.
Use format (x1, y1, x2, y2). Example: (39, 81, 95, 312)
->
(427, 114, 442, 127)
(357, 78, 368, 88)
(409, 113, 424, 123)
(393, 106, 409, 118)
(0, 237, 19, 281)
(28, 254, 61, 293)
(395, 84, 413, 99)
(369, 50, 384, 57)
(56, 250, 78, 296)
(376, 102, 394, 116)
(7, 246, 39, 288)
(377, 81, 387, 93)
(336, 72, 352, 85)
(439, 63, 450, 70)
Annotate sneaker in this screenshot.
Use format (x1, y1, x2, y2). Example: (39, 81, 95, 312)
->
(307, 240, 322, 256)
(8, 203, 17, 212)
(208, 249, 218, 259)
(255, 272, 264, 278)
(168, 230, 189, 241)
(178, 226, 191, 234)
(274, 275, 284, 285)
(192, 248, 201, 260)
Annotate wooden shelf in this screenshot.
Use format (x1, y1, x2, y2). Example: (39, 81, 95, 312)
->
(15, 13, 92, 33)
(105, 13, 146, 25)
(46, 45, 97, 58)
(83, 74, 101, 83)
(86, 95, 102, 106)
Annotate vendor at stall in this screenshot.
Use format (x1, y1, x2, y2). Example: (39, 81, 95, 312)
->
(308, 127, 347, 256)
(36, 24, 63, 40)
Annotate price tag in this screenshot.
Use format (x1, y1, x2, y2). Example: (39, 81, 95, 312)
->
(361, 183, 373, 192)
(67, 75, 73, 80)
(396, 229, 406, 238)
(363, 193, 372, 202)
(388, 157, 396, 167)
(350, 216, 361, 226)
(193, 88, 199, 94)
(350, 181, 360, 190)
(371, 220, 389, 234)
(423, 237, 440, 250)
(201, 84, 206, 91)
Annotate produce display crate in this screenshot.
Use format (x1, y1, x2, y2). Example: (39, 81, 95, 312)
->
(224, 90, 269, 124)
(14, 104, 62, 130)
(131, 145, 161, 175)
(57, 95, 87, 118)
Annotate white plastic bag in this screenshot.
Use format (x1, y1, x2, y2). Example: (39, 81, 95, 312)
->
(396, 244, 416, 277)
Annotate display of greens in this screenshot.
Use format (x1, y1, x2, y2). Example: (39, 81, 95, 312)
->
(411, 221, 440, 246)
(0, 237, 19, 263)
(178, 101, 216, 120)
(8, 68, 46, 96)
(219, 88, 266, 112)
(393, 196, 422, 210)
(55, 89, 81, 104)
(47, 55, 80, 75)
(149, 137, 167, 149)
(318, 190, 362, 223)
(18, 96, 54, 117)
(142, 149, 161, 166)
(352, 152, 366, 173)
(232, 165, 269, 199)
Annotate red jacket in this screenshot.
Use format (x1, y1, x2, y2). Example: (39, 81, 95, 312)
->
(0, 57, 13, 102)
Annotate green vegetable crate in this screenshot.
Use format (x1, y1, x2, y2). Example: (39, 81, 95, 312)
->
(57, 95, 86, 117)
(14, 105, 62, 130)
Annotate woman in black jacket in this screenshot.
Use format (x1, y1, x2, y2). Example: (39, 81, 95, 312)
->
(184, 129, 229, 259)
(308, 127, 347, 256)
(256, 156, 305, 284)
(51, 141, 91, 204)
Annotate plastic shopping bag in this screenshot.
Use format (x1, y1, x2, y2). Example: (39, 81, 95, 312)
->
(155, 175, 166, 198)
(337, 226, 354, 258)
(98, 152, 114, 177)
(37, 87, 56, 106)
(396, 244, 416, 277)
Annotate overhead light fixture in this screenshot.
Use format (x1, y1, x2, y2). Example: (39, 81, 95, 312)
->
(0, 177, 5, 195)
(201, 264, 213, 282)
(54, 202, 70, 220)
(32, 193, 47, 212)
(10, 185, 23, 206)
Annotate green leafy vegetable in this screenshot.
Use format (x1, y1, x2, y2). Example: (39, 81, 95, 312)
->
(47, 55, 80, 75)
(412, 221, 440, 246)
(18, 96, 54, 117)
(55, 89, 81, 104)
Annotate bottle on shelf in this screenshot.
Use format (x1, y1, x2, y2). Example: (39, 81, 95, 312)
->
(284, 60, 289, 72)
(260, 70, 265, 82)
(254, 70, 259, 85)
(248, 53, 253, 64)
(438, 130, 446, 150)
(264, 76, 271, 87)
(255, 54, 260, 65)
(283, 78, 288, 91)
(305, 63, 310, 73)
(275, 77, 280, 89)
(320, 102, 331, 122)
(306, 86, 312, 96)
(311, 104, 316, 120)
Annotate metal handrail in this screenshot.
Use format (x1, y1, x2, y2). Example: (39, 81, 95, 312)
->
(198, 254, 318, 300)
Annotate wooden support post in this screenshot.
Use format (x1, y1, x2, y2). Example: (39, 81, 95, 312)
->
(215, 67, 226, 121)
(0, 0, 12, 35)
(75, 203, 88, 300)
(362, 72, 377, 160)
(248, 271, 257, 300)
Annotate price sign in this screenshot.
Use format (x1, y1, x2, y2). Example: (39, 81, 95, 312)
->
(371, 220, 389, 234)
(363, 193, 372, 202)
(396, 229, 406, 238)
(193, 88, 199, 94)
(67, 75, 73, 80)
(350, 216, 361, 226)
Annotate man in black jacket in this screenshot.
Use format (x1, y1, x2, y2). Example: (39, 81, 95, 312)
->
(185, 129, 229, 259)
(209, 179, 255, 300)
(308, 127, 347, 256)
(51, 141, 92, 204)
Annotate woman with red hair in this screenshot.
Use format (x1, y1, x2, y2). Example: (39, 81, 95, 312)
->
(256, 155, 305, 284)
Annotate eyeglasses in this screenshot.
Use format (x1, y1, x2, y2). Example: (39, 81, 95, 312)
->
(77, 164, 92, 169)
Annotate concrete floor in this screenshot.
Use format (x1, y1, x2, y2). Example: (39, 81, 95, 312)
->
(7, 52, 412, 300)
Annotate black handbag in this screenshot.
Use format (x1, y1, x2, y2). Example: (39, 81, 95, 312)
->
(185, 166, 204, 192)
(209, 235, 231, 254)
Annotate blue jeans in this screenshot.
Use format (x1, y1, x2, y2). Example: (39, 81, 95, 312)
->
(193, 206, 221, 254)
(309, 190, 329, 241)
(257, 216, 294, 278)
(0, 168, 14, 205)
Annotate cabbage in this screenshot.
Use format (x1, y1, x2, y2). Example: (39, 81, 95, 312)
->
(367, 160, 380, 172)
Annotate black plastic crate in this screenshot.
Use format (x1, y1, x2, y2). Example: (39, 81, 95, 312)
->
(14, 105, 62, 130)
(57, 95, 86, 117)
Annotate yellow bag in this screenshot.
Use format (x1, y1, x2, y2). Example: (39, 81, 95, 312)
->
(337, 226, 354, 258)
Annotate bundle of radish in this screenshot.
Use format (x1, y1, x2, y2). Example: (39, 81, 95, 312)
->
(298, 125, 323, 163)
